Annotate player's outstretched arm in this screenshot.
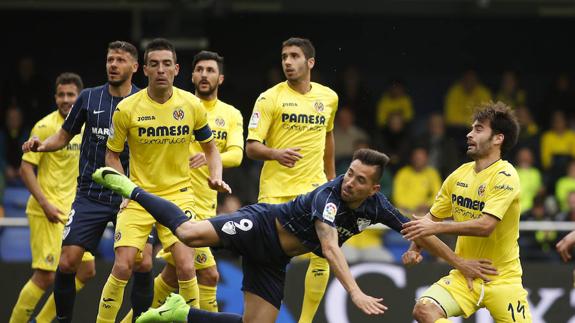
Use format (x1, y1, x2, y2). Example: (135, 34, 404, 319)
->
(315, 220, 387, 316)
(401, 212, 498, 240)
(557, 230, 575, 262)
(22, 128, 73, 153)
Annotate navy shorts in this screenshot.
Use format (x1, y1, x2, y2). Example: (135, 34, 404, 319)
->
(208, 204, 291, 309)
(62, 194, 119, 253)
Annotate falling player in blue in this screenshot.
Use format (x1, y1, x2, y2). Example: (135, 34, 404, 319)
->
(93, 148, 497, 323)
(22, 41, 154, 323)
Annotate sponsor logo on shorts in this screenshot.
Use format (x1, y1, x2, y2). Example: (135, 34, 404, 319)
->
(196, 253, 208, 264)
(46, 254, 55, 265)
(114, 231, 122, 242)
(323, 203, 337, 222)
(221, 219, 254, 235)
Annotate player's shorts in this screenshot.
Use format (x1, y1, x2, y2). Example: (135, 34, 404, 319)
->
(157, 212, 216, 270)
(208, 204, 291, 309)
(258, 195, 297, 204)
(419, 269, 532, 322)
(62, 194, 119, 253)
(28, 211, 94, 271)
(114, 192, 194, 252)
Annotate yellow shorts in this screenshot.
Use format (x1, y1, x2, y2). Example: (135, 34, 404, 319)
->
(421, 269, 532, 322)
(156, 211, 217, 270)
(258, 195, 297, 204)
(114, 193, 194, 252)
(28, 212, 94, 271)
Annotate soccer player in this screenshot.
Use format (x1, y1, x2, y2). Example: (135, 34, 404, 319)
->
(98, 38, 228, 322)
(120, 50, 243, 321)
(21, 41, 154, 323)
(401, 102, 533, 322)
(10, 73, 96, 323)
(92, 148, 496, 323)
(245, 37, 337, 323)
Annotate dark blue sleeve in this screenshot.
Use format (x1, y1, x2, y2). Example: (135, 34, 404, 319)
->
(310, 188, 340, 228)
(62, 90, 88, 135)
(194, 124, 213, 143)
(375, 193, 410, 233)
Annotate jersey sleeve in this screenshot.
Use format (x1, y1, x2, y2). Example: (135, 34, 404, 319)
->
(226, 108, 244, 149)
(310, 188, 340, 228)
(429, 172, 455, 219)
(191, 101, 213, 143)
(375, 194, 410, 233)
(326, 93, 338, 132)
(22, 119, 52, 166)
(481, 170, 520, 220)
(62, 90, 88, 135)
(247, 93, 275, 143)
(106, 103, 130, 153)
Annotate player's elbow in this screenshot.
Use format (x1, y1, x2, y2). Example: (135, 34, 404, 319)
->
(245, 141, 257, 159)
(477, 223, 496, 237)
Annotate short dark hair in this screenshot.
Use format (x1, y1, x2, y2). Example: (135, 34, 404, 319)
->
(108, 40, 138, 61)
(55, 72, 83, 93)
(144, 38, 177, 64)
(192, 50, 224, 74)
(472, 101, 519, 155)
(282, 37, 315, 59)
(352, 148, 390, 182)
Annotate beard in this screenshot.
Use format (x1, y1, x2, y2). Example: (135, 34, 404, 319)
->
(196, 84, 216, 97)
(108, 73, 129, 87)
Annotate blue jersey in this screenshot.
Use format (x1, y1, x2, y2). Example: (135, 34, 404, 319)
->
(273, 175, 409, 257)
(62, 84, 138, 205)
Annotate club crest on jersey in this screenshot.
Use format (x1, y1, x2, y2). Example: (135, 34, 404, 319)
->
(314, 101, 324, 113)
(173, 108, 185, 120)
(357, 218, 371, 231)
(323, 203, 337, 222)
(215, 117, 225, 127)
(248, 111, 260, 129)
(478, 184, 486, 197)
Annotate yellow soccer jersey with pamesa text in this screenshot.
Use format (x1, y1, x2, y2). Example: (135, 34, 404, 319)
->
(430, 159, 522, 279)
(107, 88, 212, 196)
(23, 110, 82, 215)
(247, 81, 338, 200)
(190, 98, 243, 216)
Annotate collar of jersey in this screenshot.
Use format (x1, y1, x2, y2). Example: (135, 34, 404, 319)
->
(201, 98, 218, 110)
(144, 87, 177, 107)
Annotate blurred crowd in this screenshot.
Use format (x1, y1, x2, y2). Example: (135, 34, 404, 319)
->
(2, 56, 575, 263)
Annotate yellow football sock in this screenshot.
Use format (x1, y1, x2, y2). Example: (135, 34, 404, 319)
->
(179, 277, 200, 309)
(35, 277, 85, 323)
(299, 255, 330, 323)
(435, 319, 452, 323)
(96, 275, 127, 323)
(153, 275, 178, 308)
(199, 284, 218, 312)
(9, 279, 46, 323)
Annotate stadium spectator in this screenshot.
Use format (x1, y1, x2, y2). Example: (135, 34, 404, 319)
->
(556, 191, 575, 222)
(376, 112, 411, 173)
(540, 110, 575, 191)
(519, 196, 558, 262)
(392, 146, 441, 216)
(543, 73, 575, 125)
(443, 69, 491, 128)
(415, 113, 460, 179)
(513, 104, 540, 160)
(375, 79, 414, 128)
(333, 106, 369, 161)
(516, 147, 544, 215)
(496, 70, 527, 108)
(335, 65, 375, 135)
(0, 56, 51, 127)
(556, 160, 575, 212)
(1, 105, 29, 186)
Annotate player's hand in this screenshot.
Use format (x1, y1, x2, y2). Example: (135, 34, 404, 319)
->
(456, 258, 498, 291)
(402, 250, 423, 266)
(41, 201, 66, 224)
(22, 136, 43, 153)
(350, 289, 387, 315)
(401, 216, 440, 240)
(272, 147, 303, 168)
(557, 231, 575, 262)
(208, 178, 232, 194)
(120, 198, 130, 211)
(189, 153, 207, 169)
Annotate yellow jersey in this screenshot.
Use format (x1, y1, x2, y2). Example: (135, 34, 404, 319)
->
(392, 165, 442, 211)
(444, 83, 491, 127)
(190, 98, 243, 216)
(247, 81, 338, 200)
(22, 110, 82, 216)
(107, 88, 212, 196)
(430, 159, 522, 279)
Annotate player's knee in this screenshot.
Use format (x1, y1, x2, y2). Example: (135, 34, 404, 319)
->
(33, 270, 55, 289)
(112, 253, 136, 278)
(135, 255, 153, 273)
(176, 261, 196, 278)
(58, 253, 81, 273)
(78, 261, 97, 281)
(413, 300, 441, 323)
(198, 267, 219, 286)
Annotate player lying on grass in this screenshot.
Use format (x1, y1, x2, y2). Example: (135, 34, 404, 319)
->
(93, 148, 497, 323)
